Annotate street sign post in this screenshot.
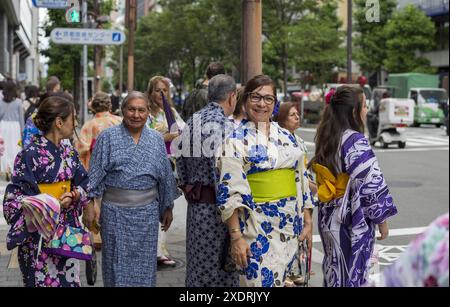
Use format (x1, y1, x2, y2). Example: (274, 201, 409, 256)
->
(32, 0, 69, 9)
(50, 28, 126, 45)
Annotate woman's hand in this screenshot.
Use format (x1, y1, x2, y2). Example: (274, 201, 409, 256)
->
(230, 236, 252, 269)
(59, 192, 74, 209)
(164, 132, 180, 143)
(299, 222, 313, 249)
(161, 208, 173, 232)
(377, 221, 389, 240)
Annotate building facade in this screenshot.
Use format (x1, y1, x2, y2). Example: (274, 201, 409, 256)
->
(0, 0, 40, 84)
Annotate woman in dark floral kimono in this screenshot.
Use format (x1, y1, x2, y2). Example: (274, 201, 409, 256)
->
(2, 95, 95, 287)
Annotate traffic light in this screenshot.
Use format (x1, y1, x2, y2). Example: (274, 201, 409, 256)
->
(66, 0, 81, 23)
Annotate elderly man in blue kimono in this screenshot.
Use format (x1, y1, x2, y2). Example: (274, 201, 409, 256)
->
(86, 91, 180, 287)
(176, 74, 239, 287)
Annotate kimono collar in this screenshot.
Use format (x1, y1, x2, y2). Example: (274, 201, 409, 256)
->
(120, 122, 151, 145)
(207, 102, 226, 117)
(94, 111, 112, 118)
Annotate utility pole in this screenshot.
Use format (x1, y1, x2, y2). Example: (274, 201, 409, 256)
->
(241, 0, 262, 84)
(94, 0, 102, 93)
(119, 45, 123, 96)
(126, 0, 137, 92)
(82, 0, 88, 124)
(347, 0, 353, 84)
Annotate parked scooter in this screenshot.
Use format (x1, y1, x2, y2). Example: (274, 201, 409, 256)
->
(368, 98, 415, 149)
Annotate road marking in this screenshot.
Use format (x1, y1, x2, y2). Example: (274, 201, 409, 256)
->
(406, 139, 447, 145)
(374, 147, 449, 153)
(376, 244, 409, 266)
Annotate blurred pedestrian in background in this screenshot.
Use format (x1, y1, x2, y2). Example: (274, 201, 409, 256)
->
(147, 76, 185, 268)
(0, 80, 24, 180)
(75, 92, 122, 170)
(182, 62, 226, 121)
(273, 101, 318, 286)
(23, 85, 40, 121)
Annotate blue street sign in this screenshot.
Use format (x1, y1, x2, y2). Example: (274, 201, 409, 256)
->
(50, 28, 126, 45)
(32, 0, 69, 9)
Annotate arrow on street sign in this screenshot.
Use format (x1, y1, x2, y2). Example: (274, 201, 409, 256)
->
(32, 0, 69, 9)
(50, 28, 126, 45)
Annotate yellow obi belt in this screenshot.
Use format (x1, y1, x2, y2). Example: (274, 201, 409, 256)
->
(312, 163, 349, 203)
(247, 169, 297, 203)
(38, 180, 71, 200)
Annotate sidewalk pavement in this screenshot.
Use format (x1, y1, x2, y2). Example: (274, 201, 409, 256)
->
(1, 177, 323, 287)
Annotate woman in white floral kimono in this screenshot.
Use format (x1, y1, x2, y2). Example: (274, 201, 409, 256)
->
(216, 75, 314, 287)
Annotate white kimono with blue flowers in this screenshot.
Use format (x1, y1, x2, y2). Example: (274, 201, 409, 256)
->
(216, 121, 314, 287)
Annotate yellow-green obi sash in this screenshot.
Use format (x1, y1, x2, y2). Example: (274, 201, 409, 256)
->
(247, 169, 297, 203)
(312, 163, 349, 203)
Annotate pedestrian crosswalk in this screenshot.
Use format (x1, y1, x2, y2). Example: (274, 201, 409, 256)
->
(299, 127, 449, 150)
(404, 131, 449, 148)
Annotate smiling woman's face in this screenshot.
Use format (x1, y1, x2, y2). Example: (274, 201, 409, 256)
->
(244, 85, 276, 125)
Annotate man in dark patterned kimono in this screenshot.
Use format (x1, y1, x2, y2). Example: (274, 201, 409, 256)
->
(176, 74, 239, 287)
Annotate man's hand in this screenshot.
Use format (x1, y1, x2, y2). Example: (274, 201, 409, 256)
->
(82, 201, 96, 231)
(161, 209, 173, 232)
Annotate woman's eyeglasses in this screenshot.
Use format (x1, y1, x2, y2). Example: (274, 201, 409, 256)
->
(248, 93, 277, 106)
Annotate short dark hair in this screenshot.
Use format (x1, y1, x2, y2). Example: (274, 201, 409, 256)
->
(46, 76, 60, 92)
(2, 80, 18, 103)
(243, 75, 277, 103)
(273, 102, 297, 129)
(25, 85, 40, 100)
(206, 62, 225, 80)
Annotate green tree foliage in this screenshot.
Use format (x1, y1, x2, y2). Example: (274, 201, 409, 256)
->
(290, 1, 345, 85)
(384, 5, 436, 73)
(42, 1, 115, 92)
(262, 0, 344, 93)
(119, 0, 241, 92)
(354, 0, 397, 73)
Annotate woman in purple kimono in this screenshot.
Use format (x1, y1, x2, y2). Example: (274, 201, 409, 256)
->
(2, 95, 93, 287)
(308, 85, 398, 287)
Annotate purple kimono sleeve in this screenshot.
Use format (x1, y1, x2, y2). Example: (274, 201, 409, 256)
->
(343, 133, 398, 225)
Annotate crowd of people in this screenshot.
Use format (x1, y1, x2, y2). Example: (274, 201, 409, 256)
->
(0, 63, 447, 288)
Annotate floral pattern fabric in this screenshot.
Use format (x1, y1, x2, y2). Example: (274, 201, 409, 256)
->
(380, 213, 448, 287)
(216, 121, 314, 287)
(2, 135, 89, 287)
(22, 111, 41, 149)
